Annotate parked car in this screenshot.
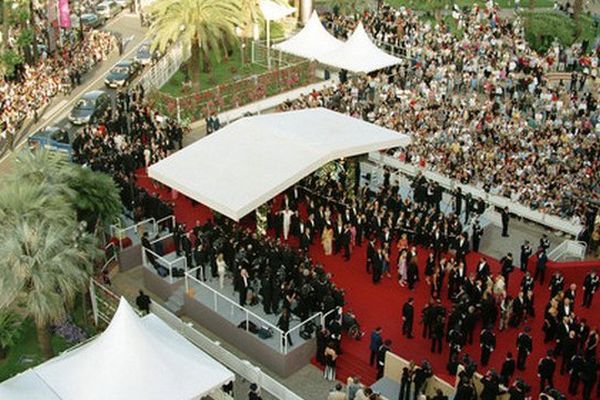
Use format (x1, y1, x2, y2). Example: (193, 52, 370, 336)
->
(104, 59, 141, 88)
(28, 126, 72, 154)
(68, 90, 111, 125)
(79, 13, 104, 29)
(95, 1, 120, 19)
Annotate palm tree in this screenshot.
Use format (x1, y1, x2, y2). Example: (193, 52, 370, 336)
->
(0, 151, 101, 359)
(0, 219, 98, 359)
(148, 0, 242, 89)
(66, 166, 123, 233)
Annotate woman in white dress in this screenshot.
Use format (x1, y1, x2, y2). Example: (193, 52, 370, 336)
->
(281, 207, 294, 241)
(216, 253, 227, 289)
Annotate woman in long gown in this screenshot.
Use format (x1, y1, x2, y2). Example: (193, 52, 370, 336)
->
(323, 342, 338, 381)
(322, 224, 333, 255)
(397, 250, 407, 286)
(281, 207, 294, 241)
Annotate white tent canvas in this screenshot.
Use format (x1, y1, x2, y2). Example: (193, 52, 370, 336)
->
(259, 0, 295, 21)
(0, 298, 234, 400)
(148, 108, 409, 221)
(317, 22, 402, 73)
(273, 11, 344, 60)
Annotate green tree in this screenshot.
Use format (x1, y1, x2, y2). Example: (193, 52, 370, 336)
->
(0, 151, 101, 359)
(0, 312, 22, 360)
(0, 219, 98, 359)
(66, 166, 123, 233)
(148, 0, 242, 89)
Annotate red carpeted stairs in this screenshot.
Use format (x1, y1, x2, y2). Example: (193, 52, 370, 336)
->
(135, 172, 599, 398)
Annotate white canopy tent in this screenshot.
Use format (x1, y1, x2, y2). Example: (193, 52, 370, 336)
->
(0, 298, 234, 400)
(273, 11, 344, 60)
(317, 22, 402, 73)
(148, 108, 409, 221)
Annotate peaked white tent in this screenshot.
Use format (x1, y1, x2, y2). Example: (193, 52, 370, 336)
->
(148, 108, 409, 221)
(0, 298, 234, 400)
(273, 11, 344, 60)
(317, 22, 402, 73)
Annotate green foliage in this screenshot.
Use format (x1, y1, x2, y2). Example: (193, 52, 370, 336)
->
(66, 166, 123, 230)
(0, 49, 23, 76)
(0, 312, 22, 352)
(0, 150, 101, 326)
(524, 11, 600, 52)
(16, 27, 33, 48)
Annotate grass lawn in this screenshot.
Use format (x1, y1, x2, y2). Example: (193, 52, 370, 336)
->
(384, 0, 555, 10)
(0, 299, 97, 382)
(524, 11, 600, 52)
(160, 46, 267, 97)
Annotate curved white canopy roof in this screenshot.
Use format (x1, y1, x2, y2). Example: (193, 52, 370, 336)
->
(0, 298, 233, 400)
(273, 11, 344, 60)
(259, 0, 295, 21)
(148, 108, 409, 221)
(317, 22, 402, 73)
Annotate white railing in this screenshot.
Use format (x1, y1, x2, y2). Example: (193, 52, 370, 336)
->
(547, 240, 588, 261)
(138, 42, 186, 92)
(142, 246, 187, 284)
(369, 152, 585, 237)
(155, 215, 176, 232)
(149, 301, 305, 400)
(185, 269, 288, 353)
(101, 242, 118, 273)
(109, 217, 156, 250)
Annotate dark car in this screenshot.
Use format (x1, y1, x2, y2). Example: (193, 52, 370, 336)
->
(79, 13, 104, 29)
(69, 90, 111, 125)
(104, 59, 141, 88)
(28, 126, 73, 155)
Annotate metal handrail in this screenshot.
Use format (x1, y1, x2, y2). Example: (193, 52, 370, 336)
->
(142, 247, 187, 284)
(370, 152, 585, 237)
(155, 215, 176, 231)
(184, 270, 288, 352)
(109, 217, 157, 250)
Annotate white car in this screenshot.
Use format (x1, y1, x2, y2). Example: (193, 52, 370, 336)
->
(95, 1, 120, 19)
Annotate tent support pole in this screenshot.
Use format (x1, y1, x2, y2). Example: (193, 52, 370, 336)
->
(266, 20, 271, 70)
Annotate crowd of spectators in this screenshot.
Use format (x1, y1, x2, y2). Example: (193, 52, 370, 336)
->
(1, 30, 117, 148)
(280, 3, 599, 224)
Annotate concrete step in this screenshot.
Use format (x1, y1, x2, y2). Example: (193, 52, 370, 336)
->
(164, 285, 186, 315)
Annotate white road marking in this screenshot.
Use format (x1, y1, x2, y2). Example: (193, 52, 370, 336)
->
(42, 100, 68, 120)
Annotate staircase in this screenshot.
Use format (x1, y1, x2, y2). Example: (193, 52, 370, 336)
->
(335, 351, 377, 386)
(164, 285, 186, 315)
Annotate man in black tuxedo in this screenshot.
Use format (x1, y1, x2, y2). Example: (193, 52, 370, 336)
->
(537, 350, 556, 391)
(480, 326, 496, 366)
(500, 253, 514, 289)
(520, 240, 532, 271)
(402, 297, 414, 338)
(516, 327, 533, 370)
(366, 239, 376, 274)
(582, 270, 599, 308)
(455, 233, 469, 267)
(501, 206, 510, 237)
(472, 219, 483, 252)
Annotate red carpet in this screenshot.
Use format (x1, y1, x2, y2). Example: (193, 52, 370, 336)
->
(136, 172, 599, 396)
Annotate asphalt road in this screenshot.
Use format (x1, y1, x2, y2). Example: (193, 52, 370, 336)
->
(0, 11, 148, 174)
